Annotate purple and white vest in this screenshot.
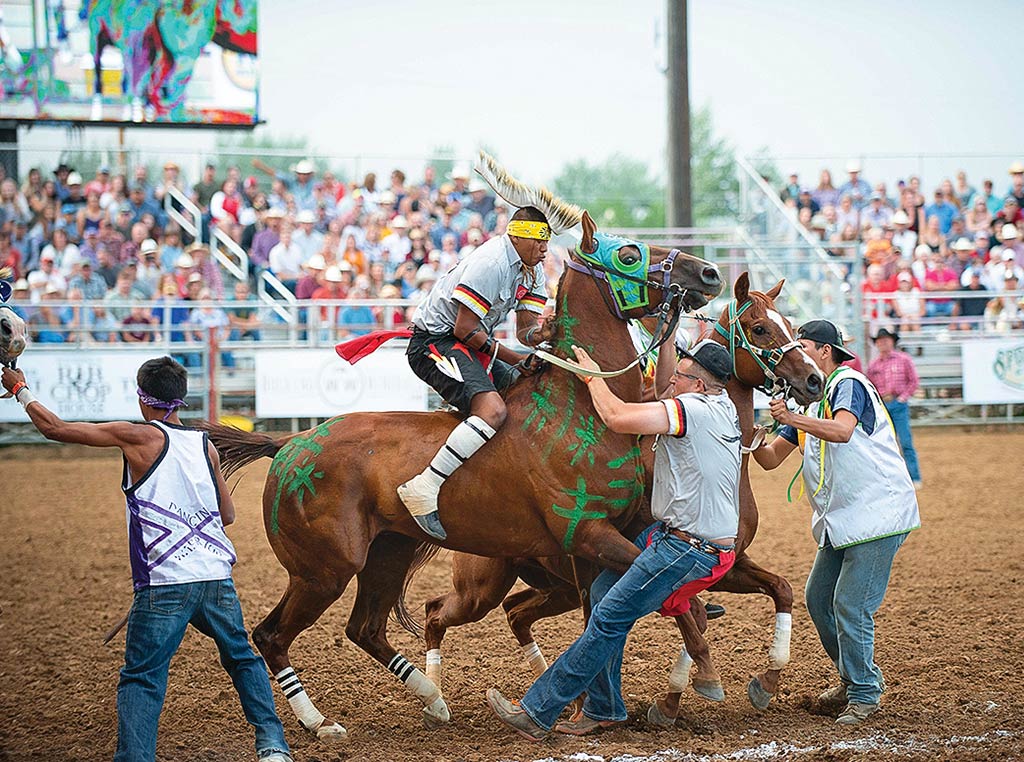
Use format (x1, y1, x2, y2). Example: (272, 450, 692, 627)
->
(122, 421, 236, 591)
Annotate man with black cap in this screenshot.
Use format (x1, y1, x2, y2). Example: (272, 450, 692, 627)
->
(866, 327, 921, 485)
(751, 319, 920, 727)
(486, 339, 741, 740)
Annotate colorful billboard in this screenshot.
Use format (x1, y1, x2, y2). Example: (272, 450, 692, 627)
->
(0, 0, 259, 126)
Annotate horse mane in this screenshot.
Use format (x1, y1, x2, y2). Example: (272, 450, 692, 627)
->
(393, 541, 445, 637)
(476, 151, 582, 234)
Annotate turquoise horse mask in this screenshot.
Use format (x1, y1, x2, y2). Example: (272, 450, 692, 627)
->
(574, 232, 652, 313)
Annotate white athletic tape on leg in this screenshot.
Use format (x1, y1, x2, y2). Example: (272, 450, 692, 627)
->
(388, 653, 442, 706)
(521, 641, 548, 676)
(425, 648, 442, 666)
(667, 648, 693, 693)
(275, 667, 326, 730)
(425, 648, 442, 687)
(768, 612, 792, 670)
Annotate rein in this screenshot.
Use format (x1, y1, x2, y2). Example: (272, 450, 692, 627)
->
(535, 249, 688, 379)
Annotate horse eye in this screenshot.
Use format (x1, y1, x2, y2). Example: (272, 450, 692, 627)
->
(753, 325, 766, 336)
(619, 251, 639, 266)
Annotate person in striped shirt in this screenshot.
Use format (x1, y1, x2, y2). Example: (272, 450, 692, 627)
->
(398, 206, 550, 540)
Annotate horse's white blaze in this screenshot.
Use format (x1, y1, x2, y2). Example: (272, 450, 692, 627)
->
(768, 612, 792, 670)
(667, 647, 693, 693)
(766, 309, 794, 341)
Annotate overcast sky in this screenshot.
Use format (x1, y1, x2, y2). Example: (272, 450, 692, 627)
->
(17, 0, 1024, 190)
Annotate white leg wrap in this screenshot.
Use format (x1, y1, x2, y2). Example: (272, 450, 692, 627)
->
(767, 612, 792, 670)
(275, 667, 326, 730)
(521, 641, 548, 677)
(667, 648, 693, 693)
(425, 648, 442, 687)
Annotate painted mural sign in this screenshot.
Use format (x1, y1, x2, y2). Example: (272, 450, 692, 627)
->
(0, 0, 259, 125)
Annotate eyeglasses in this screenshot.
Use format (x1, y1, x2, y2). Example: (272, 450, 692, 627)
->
(672, 371, 702, 383)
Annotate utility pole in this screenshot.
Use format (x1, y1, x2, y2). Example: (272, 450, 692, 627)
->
(666, 0, 692, 228)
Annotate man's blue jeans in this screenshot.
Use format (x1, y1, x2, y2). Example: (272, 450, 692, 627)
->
(115, 579, 289, 762)
(519, 524, 718, 730)
(804, 532, 908, 706)
(884, 400, 921, 482)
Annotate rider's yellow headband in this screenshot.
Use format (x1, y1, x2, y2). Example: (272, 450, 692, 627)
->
(507, 220, 551, 241)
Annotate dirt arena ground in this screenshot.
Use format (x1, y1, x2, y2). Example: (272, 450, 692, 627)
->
(2, 428, 1022, 761)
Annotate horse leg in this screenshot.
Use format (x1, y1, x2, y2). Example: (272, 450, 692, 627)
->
(501, 584, 582, 678)
(423, 554, 517, 697)
(252, 574, 349, 742)
(647, 610, 723, 727)
(711, 553, 794, 710)
(346, 532, 450, 729)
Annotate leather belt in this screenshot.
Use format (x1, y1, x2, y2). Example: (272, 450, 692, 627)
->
(665, 526, 736, 555)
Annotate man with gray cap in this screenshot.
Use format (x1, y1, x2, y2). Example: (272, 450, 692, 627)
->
(487, 339, 741, 740)
(752, 319, 920, 726)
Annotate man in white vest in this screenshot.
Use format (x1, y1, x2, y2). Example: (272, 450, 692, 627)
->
(751, 319, 920, 726)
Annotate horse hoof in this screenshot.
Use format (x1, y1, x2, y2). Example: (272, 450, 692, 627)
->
(747, 676, 773, 711)
(422, 697, 451, 729)
(692, 679, 725, 703)
(311, 720, 348, 742)
(646, 701, 676, 728)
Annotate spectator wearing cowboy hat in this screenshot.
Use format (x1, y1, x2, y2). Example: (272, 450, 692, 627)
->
(753, 319, 920, 725)
(252, 158, 317, 212)
(1007, 161, 1024, 207)
(866, 328, 921, 485)
(996, 221, 1024, 259)
(292, 209, 324, 263)
(890, 210, 917, 258)
(465, 179, 495, 218)
(838, 161, 872, 210)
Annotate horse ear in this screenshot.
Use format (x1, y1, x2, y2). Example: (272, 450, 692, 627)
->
(580, 210, 598, 254)
(733, 271, 750, 304)
(765, 278, 785, 300)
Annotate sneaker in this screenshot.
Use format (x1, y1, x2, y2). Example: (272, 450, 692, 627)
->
(397, 475, 447, 540)
(836, 701, 879, 725)
(554, 709, 625, 736)
(817, 683, 848, 711)
(485, 688, 548, 742)
(258, 753, 293, 762)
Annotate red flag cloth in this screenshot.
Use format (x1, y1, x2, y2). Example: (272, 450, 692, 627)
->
(335, 329, 413, 363)
(645, 529, 736, 617)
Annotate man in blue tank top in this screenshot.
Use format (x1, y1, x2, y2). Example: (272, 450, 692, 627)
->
(2, 357, 291, 762)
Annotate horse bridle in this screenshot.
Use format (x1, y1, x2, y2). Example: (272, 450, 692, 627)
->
(535, 249, 688, 379)
(714, 299, 803, 397)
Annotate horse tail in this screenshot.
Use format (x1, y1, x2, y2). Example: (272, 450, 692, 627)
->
(193, 421, 289, 479)
(393, 541, 445, 637)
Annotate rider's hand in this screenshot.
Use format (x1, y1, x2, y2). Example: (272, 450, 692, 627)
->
(520, 353, 547, 376)
(1, 366, 26, 394)
(571, 345, 601, 374)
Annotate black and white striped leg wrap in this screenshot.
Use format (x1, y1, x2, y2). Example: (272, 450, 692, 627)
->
(421, 415, 496, 491)
(275, 667, 326, 730)
(387, 653, 442, 706)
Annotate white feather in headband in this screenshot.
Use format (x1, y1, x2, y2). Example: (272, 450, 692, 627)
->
(475, 151, 583, 235)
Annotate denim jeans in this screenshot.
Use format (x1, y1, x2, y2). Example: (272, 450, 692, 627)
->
(115, 579, 289, 762)
(884, 400, 920, 482)
(804, 532, 908, 705)
(519, 524, 719, 730)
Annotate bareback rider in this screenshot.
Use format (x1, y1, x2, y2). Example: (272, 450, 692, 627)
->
(398, 206, 551, 540)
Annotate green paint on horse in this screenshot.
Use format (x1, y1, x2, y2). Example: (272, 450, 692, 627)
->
(268, 417, 344, 534)
(568, 414, 607, 467)
(523, 381, 557, 434)
(604, 444, 645, 509)
(552, 476, 609, 551)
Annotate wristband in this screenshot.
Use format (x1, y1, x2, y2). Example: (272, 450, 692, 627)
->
(16, 387, 37, 410)
(10, 380, 26, 397)
(524, 326, 539, 346)
(581, 374, 593, 385)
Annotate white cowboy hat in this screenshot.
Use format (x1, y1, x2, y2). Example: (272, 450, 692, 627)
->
(324, 265, 343, 283)
(296, 209, 316, 224)
(449, 164, 471, 180)
(140, 239, 159, 255)
(66, 171, 83, 185)
(891, 210, 910, 225)
(1001, 223, 1021, 240)
(294, 159, 315, 174)
(390, 215, 408, 229)
(1008, 161, 1024, 175)
(265, 207, 286, 218)
(845, 161, 861, 173)
(415, 264, 438, 286)
(467, 178, 489, 194)
(305, 253, 326, 270)
(952, 237, 974, 252)
(174, 253, 195, 269)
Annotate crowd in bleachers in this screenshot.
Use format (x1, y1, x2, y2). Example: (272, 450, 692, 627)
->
(780, 161, 1024, 332)
(0, 158, 570, 349)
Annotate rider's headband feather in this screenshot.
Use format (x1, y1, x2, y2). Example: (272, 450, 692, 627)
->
(475, 151, 582, 235)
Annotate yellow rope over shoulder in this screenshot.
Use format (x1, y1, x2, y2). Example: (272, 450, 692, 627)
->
(507, 220, 551, 240)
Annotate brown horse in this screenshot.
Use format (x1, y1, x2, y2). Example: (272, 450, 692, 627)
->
(203, 211, 725, 740)
(420, 272, 825, 724)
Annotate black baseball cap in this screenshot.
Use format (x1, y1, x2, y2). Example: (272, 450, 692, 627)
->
(797, 319, 855, 362)
(679, 339, 732, 383)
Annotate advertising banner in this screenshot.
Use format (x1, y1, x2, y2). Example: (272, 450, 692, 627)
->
(0, 350, 163, 422)
(961, 339, 1024, 403)
(0, 0, 259, 125)
(256, 348, 428, 418)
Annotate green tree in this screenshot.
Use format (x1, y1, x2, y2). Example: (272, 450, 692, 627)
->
(551, 154, 666, 227)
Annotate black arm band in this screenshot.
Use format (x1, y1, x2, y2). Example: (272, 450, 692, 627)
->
(458, 326, 493, 355)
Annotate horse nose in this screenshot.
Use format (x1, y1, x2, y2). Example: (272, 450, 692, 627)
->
(807, 372, 822, 395)
(701, 265, 721, 288)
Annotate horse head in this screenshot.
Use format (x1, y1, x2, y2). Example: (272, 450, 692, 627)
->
(713, 273, 824, 406)
(575, 210, 722, 318)
(0, 307, 28, 368)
